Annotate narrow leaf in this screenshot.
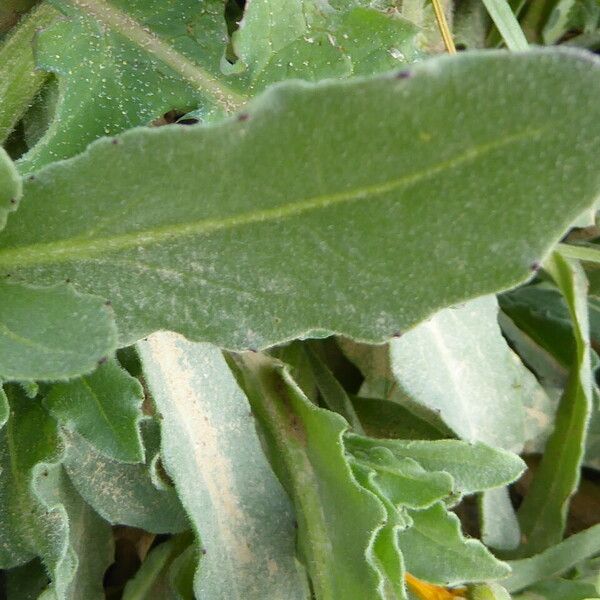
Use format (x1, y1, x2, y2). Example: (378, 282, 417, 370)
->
(139, 333, 308, 600)
(480, 487, 521, 551)
(232, 350, 388, 600)
(505, 523, 600, 592)
(517, 253, 593, 555)
(480, 0, 529, 50)
(0, 281, 117, 381)
(45, 358, 144, 463)
(2, 51, 600, 351)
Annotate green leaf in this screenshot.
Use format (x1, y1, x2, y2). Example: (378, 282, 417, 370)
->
(63, 421, 189, 534)
(517, 253, 593, 555)
(2, 50, 600, 351)
(0, 385, 114, 600)
(138, 334, 309, 600)
(18, 0, 245, 172)
(480, 0, 529, 50)
(231, 350, 388, 600)
(347, 446, 454, 510)
(0, 3, 57, 144)
(479, 487, 521, 551)
(513, 579, 600, 600)
(0, 147, 21, 231)
(469, 583, 512, 599)
(122, 533, 195, 600)
(389, 295, 548, 452)
(505, 523, 600, 592)
(0, 281, 118, 381)
(0, 383, 8, 430)
(345, 435, 526, 494)
(232, 0, 419, 88)
(45, 358, 144, 463)
(396, 502, 510, 586)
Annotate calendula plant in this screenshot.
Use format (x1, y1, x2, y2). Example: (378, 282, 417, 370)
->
(1, 0, 600, 598)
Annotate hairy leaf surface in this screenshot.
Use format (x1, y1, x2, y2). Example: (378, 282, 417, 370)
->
(2, 51, 600, 351)
(0, 147, 21, 231)
(139, 333, 308, 600)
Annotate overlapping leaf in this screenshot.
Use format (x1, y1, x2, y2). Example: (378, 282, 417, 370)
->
(0, 147, 21, 231)
(0, 281, 117, 381)
(1, 51, 600, 353)
(139, 334, 309, 600)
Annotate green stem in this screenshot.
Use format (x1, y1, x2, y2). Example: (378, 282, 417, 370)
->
(0, 2, 59, 144)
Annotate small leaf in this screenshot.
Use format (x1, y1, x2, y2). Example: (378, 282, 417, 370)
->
(139, 333, 308, 600)
(45, 358, 144, 463)
(517, 253, 593, 555)
(0, 281, 117, 381)
(2, 51, 600, 351)
(479, 487, 521, 551)
(345, 435, 526, 494)
(396, 503, 510, 586)
(63, 421, 188, 534)
(0, 147, 21, 231)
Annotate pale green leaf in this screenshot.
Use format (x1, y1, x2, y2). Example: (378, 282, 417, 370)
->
(0, 3, 57, 143)
(469, 583, 512, 599)
(0, 281, 117, 381)
(138, 333, 308, 600)
(231, 350, 388, 600)
(18, 0, 245, 172)
(0, 147, 21, 231)
(45, 358, 144, 463)
(513, 579, 600, 600)
(397, 502, 510, 586)
(389, 295, 548, 452)
(480, 0, 529, 50)
(505, 523, 600, 592)
(480, 487, 521, 551)
(63, 421, 189, 534)
(517, 253, 593, 555)
(345, 435, 526, 494)
(2, 51, 600, 351)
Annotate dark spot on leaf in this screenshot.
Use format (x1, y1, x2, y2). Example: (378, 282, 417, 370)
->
(28, 175, 36, 181)
(111, 138, 120, 145)
(201, 548, 207, 555)
(392, 331, 403, 338)
(42, 470, 48, 477)
(98, 356, 108, 365)
(248, 347, 258, 353)
(530, 261, 541, 272)
(293, 520, 298, 529)
(237, 112, 250, 122)
(178, 118, 199, 125)
(9, 197, 16, 204)
(105, 300, 112, 306)
(395, 70, 412, 79)
(65, 278, 71, 283)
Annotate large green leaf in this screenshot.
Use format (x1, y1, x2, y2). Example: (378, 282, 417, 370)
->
(1, 50, 600, 351)
(63, 421, 189, 534)
(517, 253, 593, 556)
(138, 333, 308, 600)
(45, 358, 144, 463)
(0, 147, 21, 231)
(0, 281, 118, 381)
(231, 350, 388, 600)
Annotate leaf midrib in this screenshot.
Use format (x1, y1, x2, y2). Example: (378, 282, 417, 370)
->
(60, 0, 247, 112)
(0, 126, 543, 270)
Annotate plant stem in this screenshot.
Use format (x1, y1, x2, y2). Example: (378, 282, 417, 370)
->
(431, 0, 457, 53)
